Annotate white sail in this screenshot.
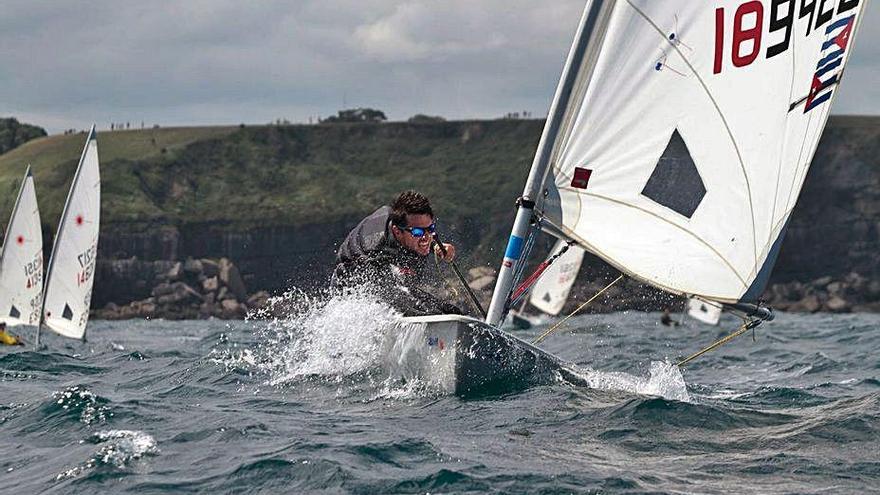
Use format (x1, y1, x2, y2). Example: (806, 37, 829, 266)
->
(687, 296, 722, 325)
(42, 127, 100, 340)
(541, 0, 867, 305)
(0, 167, 43, 326)
(529, 241, 586, 316)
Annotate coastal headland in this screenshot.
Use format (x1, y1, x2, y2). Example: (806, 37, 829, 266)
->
(0, 116, 877, 317)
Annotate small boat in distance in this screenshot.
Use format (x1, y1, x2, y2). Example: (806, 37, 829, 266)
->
(0, 166, 43, 329)
(37, 126, 100, 346)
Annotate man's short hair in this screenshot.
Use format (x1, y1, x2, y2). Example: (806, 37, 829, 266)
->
(390, 190, 434, 227)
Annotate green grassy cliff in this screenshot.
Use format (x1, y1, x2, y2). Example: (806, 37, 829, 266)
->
(0, 117, 878, 308)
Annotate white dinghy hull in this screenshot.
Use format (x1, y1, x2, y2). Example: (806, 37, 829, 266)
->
(390, 315, 573, 397)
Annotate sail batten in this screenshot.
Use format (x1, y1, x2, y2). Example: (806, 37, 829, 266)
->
(537, 0, 866, 306)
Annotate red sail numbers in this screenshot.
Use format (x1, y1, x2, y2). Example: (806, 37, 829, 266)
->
(713, 0, 860, 74)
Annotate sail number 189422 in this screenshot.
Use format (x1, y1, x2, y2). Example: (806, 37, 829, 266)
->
(713, 0, 859, 74)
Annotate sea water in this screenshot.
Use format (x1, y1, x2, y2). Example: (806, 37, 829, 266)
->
(1, 290, 878, 493)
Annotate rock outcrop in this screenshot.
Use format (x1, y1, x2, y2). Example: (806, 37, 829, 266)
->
(94, 257, 269, 320)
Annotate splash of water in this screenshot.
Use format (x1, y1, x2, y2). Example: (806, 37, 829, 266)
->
(55, 430, 158, 480)
(563, 361, 691, 402)
(215, 286, 416, 393)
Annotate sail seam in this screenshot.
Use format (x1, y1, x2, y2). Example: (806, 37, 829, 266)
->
(556, 222, 741, 304)
(558, 187, 749, 289)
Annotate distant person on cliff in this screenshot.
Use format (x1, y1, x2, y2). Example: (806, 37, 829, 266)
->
(0, 322, 24, 346)
(333, 190, 463, 316)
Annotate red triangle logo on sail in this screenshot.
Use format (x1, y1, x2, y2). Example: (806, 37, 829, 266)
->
(16, 235, 24, 245)
(76, 215, 84, 226)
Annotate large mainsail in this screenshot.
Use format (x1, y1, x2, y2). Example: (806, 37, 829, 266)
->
(41, 127, 100, 341)
(0, 167, 43, 326)
(537, 0, 867, 305)
(529, 240, 586, 316)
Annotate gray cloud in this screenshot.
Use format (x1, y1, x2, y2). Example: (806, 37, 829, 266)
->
(1, 0, 876, 133)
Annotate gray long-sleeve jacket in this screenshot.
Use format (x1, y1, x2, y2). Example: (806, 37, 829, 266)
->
(333, 206, 461, 316)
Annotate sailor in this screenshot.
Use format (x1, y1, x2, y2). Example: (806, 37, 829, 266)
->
(0, 322, 24, 346)
(333, 190, 462, 316)
(660, 308, 680, 327)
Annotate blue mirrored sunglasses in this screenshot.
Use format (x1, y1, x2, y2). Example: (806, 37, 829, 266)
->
(399, 222, 436, 238)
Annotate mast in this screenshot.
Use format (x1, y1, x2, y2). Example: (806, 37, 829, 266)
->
(485, 0, 615, 326)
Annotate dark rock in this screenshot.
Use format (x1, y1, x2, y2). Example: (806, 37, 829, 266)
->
(222, 263, 248, 302)
(789, 294, 821, 313)
(201, 259, 220, 278)
(152, 282, 175, 297)
(202, 276, 219, 292)
(183, 258, 203, 274)
(166, 262, 183, 281)
(825, 295, 850, 313)
(246, 291, 270, 310)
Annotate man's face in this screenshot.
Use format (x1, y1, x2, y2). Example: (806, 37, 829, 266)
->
(392, 213, 434, 257)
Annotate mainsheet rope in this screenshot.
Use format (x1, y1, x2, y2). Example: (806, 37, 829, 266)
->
(531, 274, 624, 345)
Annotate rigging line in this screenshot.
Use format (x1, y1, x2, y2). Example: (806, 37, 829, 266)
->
(625, 1, 760, 277)
(432, 233, 486, 319)
(508, 240, 574, 306)
(676, 318, 762, 368)
(532, 274, 623, 346)
(555, 187, 750, 289)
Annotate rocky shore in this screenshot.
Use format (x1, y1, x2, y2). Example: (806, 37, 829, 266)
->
(94, 257, 269, 320)
(466, 267, 880, 316)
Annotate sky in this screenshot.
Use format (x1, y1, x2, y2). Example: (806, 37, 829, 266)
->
(1, 0, 877, 134)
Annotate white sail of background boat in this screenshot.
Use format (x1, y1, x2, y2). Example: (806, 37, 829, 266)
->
(687, 296, 723, 326)
(0, 167, 43, 327)
(38, 126, 100, 344)
(528, 240, 585, 316)
(396, 0, 868, 396)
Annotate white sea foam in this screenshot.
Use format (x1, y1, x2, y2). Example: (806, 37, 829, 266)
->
(563, 360, 691, 402)
(213, 286, 422, 396)
(52, 385, 111, 425)
(55, 430, 158, 480)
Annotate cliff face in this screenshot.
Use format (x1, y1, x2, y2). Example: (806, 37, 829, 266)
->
(0, 117, 877, 309)
(771, 117, 880, 282)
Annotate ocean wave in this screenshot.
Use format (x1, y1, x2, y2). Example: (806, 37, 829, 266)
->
(44, 385, 112, 426)
(55, 429, 158, 481)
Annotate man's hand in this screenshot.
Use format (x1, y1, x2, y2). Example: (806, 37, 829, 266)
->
(434, 242, 456, 262)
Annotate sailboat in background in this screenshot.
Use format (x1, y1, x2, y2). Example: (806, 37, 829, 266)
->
(528, 240, 585, 317)
(507, 240, 585, 328)
(0, 167, 43, 328)
(37, 126, 100, 346)
(397, 0, 867, 396)
(687, 296, 723, 325)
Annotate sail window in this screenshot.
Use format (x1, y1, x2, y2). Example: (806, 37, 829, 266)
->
(640, 129, 706, 218)
(9, 305, 20, 318)
(62, 303, 74, 320)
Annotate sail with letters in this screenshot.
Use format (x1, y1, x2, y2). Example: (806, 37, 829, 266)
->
(39, 126, 100, 343)
(528, 240, 585, 316)
(486, 0, 867, 326)
(0, 167, 43, 327)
